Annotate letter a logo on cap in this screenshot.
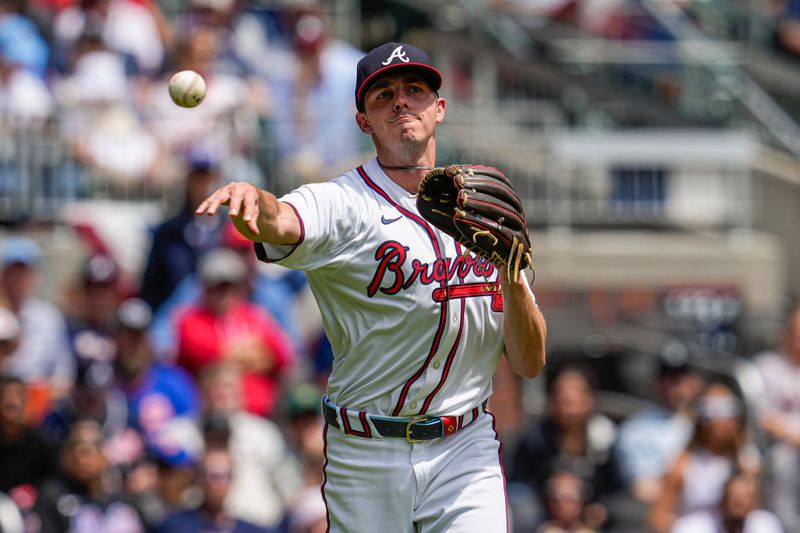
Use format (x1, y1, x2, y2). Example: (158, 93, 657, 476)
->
(382, 46, 410, 66)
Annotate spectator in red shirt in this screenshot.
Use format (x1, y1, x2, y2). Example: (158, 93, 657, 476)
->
(176, 248, 293, 417)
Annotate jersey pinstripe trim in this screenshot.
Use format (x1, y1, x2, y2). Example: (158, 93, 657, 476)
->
(418, 243, 467, 415)
(253, 201, 305, 263)
(356, 165, 450, 416)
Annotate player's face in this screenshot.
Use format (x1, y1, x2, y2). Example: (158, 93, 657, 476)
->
(357, 72, 445, 147)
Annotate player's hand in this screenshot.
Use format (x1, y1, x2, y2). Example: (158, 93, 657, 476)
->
(195, 181, 261, 235)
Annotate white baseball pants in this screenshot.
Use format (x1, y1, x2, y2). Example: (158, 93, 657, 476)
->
(322, 412, 508, 532)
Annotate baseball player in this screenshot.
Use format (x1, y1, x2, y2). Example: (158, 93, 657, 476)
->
(196, 42, 547, 532)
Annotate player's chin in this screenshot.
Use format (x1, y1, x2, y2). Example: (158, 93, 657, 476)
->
(399, 131, 419, 143)
(398, 126, 425, 142)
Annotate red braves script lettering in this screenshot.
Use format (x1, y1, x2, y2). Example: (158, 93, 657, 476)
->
(367, 241, 496, 297)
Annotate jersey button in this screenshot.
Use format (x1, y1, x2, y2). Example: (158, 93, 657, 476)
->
(409, 401, 418, 410)
(433, 361, 441, 369)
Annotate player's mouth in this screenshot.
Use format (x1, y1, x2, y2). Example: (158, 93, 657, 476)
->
(388, 114, 418, 124)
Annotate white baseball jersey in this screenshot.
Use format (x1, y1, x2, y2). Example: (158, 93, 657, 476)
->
(255, 157, 506, 418)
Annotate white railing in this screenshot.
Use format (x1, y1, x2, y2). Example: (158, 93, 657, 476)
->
(0, 112, 766, 232)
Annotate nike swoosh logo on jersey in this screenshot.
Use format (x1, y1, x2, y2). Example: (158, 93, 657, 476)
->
(381, 215, 402, 224)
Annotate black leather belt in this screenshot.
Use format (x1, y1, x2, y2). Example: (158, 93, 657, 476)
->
(322, 395, 487, 442)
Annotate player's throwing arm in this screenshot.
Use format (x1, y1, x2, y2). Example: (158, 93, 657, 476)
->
(195, 182, 301, 246)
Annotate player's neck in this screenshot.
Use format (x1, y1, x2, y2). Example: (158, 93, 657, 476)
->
(379, 165, 430, 193)
(376, 145, 435, 194)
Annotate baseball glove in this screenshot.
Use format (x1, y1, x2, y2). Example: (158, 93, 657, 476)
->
(416, 164, 533, 283)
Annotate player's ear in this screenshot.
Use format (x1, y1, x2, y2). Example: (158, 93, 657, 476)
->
(435, 97, 446, 124)
(355, 112, 372, 134)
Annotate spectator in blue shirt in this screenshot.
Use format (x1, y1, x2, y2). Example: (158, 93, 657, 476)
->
(112, 298, 201, 443)
(0, 1, 49, 78)
(614, 346, 703, 505)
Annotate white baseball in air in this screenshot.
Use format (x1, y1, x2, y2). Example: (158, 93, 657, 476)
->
(168, 70, 206, 108)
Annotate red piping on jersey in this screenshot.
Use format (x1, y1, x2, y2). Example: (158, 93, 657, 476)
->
(418, 242, 468, 415)
(418, 296, 464, 414)
(340, 408, 373, 437)
(253, 201, 305, 263)
(321, 423, 331, 533)
(357, 165, 450, 416)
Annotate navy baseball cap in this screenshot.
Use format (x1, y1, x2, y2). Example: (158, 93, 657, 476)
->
(355, 42, 442, 112)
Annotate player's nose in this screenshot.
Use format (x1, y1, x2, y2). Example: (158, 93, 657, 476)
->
(392, 93, 409, 111)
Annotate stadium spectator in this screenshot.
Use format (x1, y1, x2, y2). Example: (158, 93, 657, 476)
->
(281, 382, 326, 533)
(648, 380, 760, 532)
(269, 7, 365, 190)
(614, 345, 703, 504)
(775, 0, 800, 58)
(54, 28, 160, 187)
(176, 248, 294, 417)
(150, 218, 308, 360)
(150, 222, 307, 360)
(670, 472, 783, 533)
(0, 31, 54, 122)
(139, 147, 223, 315)
(122, 393, 203, 525)
(112, 297, 201, 455)
(52, 0, 167, 75)
(282, 382, 325, 484)
(65, 254, 121, 369)
(144, 24, 267, 187)
(199, 363, 303, 528)
(0, 237, 74, 410)
(40, 356, 127, 445)
(0, 0, 50, 78)
(754, 304, 800, 531)
(206, 223, 307, 355)
(285, 485, 327, 533)
(45, 255, 126, 449)
(157, 446, 277, 533)
(535, 470, 598, 533)
(177, 0, 254, 79)
(0, 375, 59, 494)
(509, 363, 623, 530)
(30, 419, 145, 532)
(0, 307, 20, 367)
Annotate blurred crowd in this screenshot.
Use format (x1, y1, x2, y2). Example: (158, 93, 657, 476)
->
(4, 216, 799, 533)
(0, 0, 367, 195)
(490, 0, 800, 50)
(489, 302, 800, 533)
(0, 1, 799, 533)
(0, 220, 332, 533)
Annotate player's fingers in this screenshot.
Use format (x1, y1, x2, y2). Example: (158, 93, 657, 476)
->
(228, 189, 245, 217)
(242, 192, 260, 234)
(194, 196, 212, 215)
(196, 188, 231, 215)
